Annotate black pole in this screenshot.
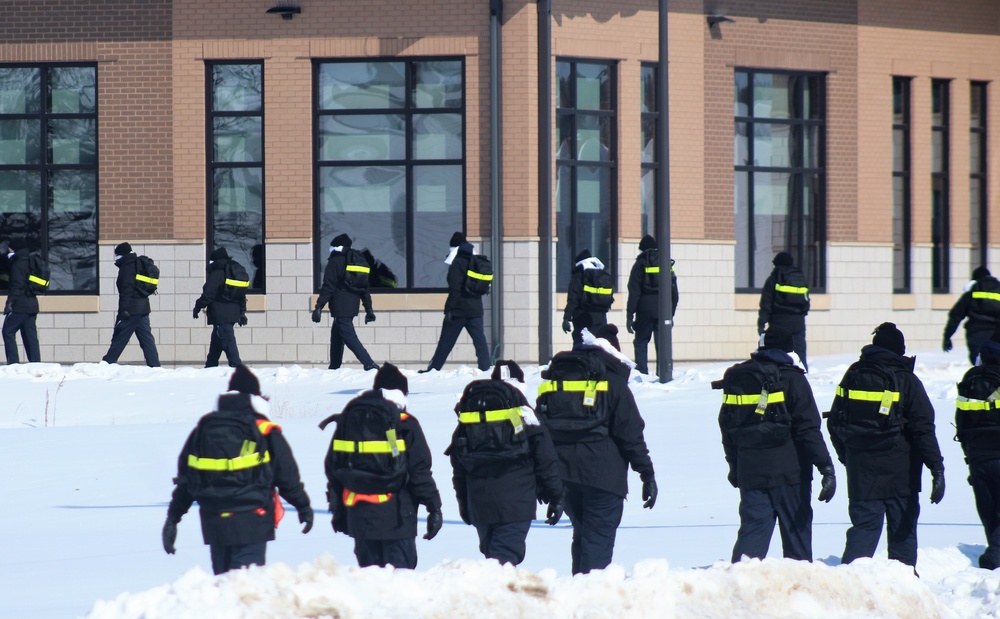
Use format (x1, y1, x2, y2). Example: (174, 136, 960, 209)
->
(537, 0, 553, 365)
(656, 0, 674, 382)
(489, 0, 504, 363)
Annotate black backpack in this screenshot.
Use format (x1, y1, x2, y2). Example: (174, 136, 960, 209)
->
(135, 255, 159, 297)
(536, 350, 610, 442)
(581, 268, 614, 310)
(712, 359, 793, 449)
(183, 409, 273, 511)
(320, 392, 408, 495)
(828, 360, 904, 451)
(955, 365, 1000, 455)
(361, 249, 398, 289)
(970, 279, 1000, 321)
(452, 380, 530, 474)
(638, 249, 660, 294)
(220, 260, 250, 302)
(342, 248, 371, 295)
(773, 267, 810, 314)
(464, 254, 494, 296)
(27, 254, 50, 295)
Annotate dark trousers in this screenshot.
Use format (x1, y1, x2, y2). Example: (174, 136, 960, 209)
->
(475, 520, 532, 565)
(205, 323, 241, 368)
(732, 483, 813, 563)
(563, 482, 624, 575)
(103, 314, 160, 367)
(353, 537, 418, 569)
(968, 327, 994, 365)
(842, 495, 920, 567)
(428, 315, 491, 371)
(792, 328, 808, 372)
(329, 316, 375, 370)
(970, 459, 1000, 569)
(3, 312, 39, 363)
(632, 312, 659, 375)
(209, 542, 266, 575)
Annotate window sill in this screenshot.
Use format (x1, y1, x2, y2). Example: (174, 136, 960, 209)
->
(0, 295, 102, 313)
(309, 293, 447, 312)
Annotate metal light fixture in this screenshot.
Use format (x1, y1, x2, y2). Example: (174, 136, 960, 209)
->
(706, 15, 735, 28)
(266, 3, 301, 20)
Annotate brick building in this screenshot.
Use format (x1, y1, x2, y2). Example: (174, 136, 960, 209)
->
(0, 0, 997, 367)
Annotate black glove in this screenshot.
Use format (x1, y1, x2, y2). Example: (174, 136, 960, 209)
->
(817, 465, 836, 503)
(365, 311, 376, 324)
(930, 467, 946, 504)
(458, 500, 470, 525)
(642, 477, 658, 509)
(298, 505, 314, 534)
(943, 337, 953, 352)
(727, 469, 738, 489)
(238, 314, 248, 327)
(331, 507, 347, 534)
(545, 499, 564, 525)
(192, 306, 200, 319)
(162, 516, 178, 555)
(118, 310, 130, 321)
(562, 319, 572, 333)
(626, 315, 635, 334)
(443, 311, 453, 325)
(424, 508, 443, 540)
(311, 308, 322, 323)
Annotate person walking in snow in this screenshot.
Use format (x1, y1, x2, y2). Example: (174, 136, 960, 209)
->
(757, 251, 810, 372)
(193, 247, 247, 368)
(625, 235, 678, 375)
(447, 360, 564, 565)
(2, 238, 42, 364)
(102, 242, 160, 367)
(562, 249, 614, 347)
(715, 325, 835, 563)
(162, 365, 314, 575)
(943, 266, 1000, 365)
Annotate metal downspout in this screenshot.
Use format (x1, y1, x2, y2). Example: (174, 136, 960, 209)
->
(537, 0, 552, 365)
(656, 0, 674, 382)
(489, 0, 504, 363)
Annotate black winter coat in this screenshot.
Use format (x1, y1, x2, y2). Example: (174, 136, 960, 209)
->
(626, 249, 678, 319)
(195, 258, 245, 325)
(719, 348, 833, 490)
(167, 393, 311, 546)
(944, 277, 1000, 339)
(315, 250, 373, 318)
(444, 251, 483, 318)
(448, 382, 563, 525)
(547, 347, 655, 498)
(5, 251, 39, 314)
(828, 346, 945, 500)
(114, 253, 151, 318)
(563, 266, 611, 326)
(327, 393, 442, 540)
(955, 362, 1000, 464)
(757, 265, 809, 334)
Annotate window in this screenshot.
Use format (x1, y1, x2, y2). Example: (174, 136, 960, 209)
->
(971, 81, 988, 268)
(556, 59, 616, 291)
(0, 64, 98, 293)
(207, 62, 264, 292)
(893, 77, 912, 293)
(314, 58, 464, 290)
(931, 79, 950, 293)
(641, 63, 657, 237)
(734, 70, 825, 291)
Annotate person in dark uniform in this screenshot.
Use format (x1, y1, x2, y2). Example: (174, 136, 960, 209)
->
(162, 365, 314, 575)
(757, 251, 810, 372)
(193, 247, 245, 368)
(2, 238, 40, 364)
(717, 325, 835, 563)
(539, 324, 657, 574)
(312, 234, 378, 371)
(325, 363, 443, 568)
(943, 266, 1000, 365)
(562, 249, 612, 347)
(828, 323, 945, 569)
(625, 235, 678, 375)
(102, 242, 160, 367)
(448, 360, 564, 565)
(423, 232, 491, 373)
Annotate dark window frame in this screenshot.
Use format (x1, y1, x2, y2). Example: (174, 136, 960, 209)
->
(640, 62, 657, 237)
(931, 78, 951, 293)
(893, 76, 912, 294)
(971, 81, 988, 268)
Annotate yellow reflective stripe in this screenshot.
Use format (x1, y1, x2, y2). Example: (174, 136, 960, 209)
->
(467, 270, 494, 281)
(582, 285, 612, 295)
(644, 266, 660, 274)
(722, 392, 786, 406)
(225, 278, 250, 288)
(956, 396, 998, 411)
(774, 284, 808, 295)
(187, 450, 271, 471)
(343, 491, 390, 506)
(972, 291, 1000, 302)
(346, 265, 371, 273)
(378, 276, 397, 287)
(135, 274, 158, 285)
(835, 387, 901, 402)
(28, 275, 49, 287)
(332, 439, 407, 454)
(458, 407, 524, 432)
(538, 380, 610, 395)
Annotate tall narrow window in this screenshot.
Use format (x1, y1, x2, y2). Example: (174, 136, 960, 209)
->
(641, 63, 657, 237)
(734, 69, 826, 291)
(971, 81, 988, 268)
(207, 62, 264, 291)
(931, 79, 950, 293)
(556, 59, 616, 290)
(0, 64, 98, 292)
(892, 77, 912, 293)
(314, 58, 464, 290)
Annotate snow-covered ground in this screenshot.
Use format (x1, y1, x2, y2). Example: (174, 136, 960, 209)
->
(3, 346, 998, 618)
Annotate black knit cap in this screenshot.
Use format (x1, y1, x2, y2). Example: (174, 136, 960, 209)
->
(761, 325, 794, 353)
(8, 238, 27, 253)
(872, 322, 905, 356)
(491, 359, 525, 383)
(114, 242, 132, 257)
(449, 231, 466, 248)
(228, 364, 261, 396)
(574, 248, 592, 263)
(973, 266, 992, 281)
(210, 247, 229, 261)
(373, 362, 407, 395)
(639, 235, 657, 251)
(594, 323, 621, 352)
(331, 233, 352, 248)
(773, 251, 794, 267)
